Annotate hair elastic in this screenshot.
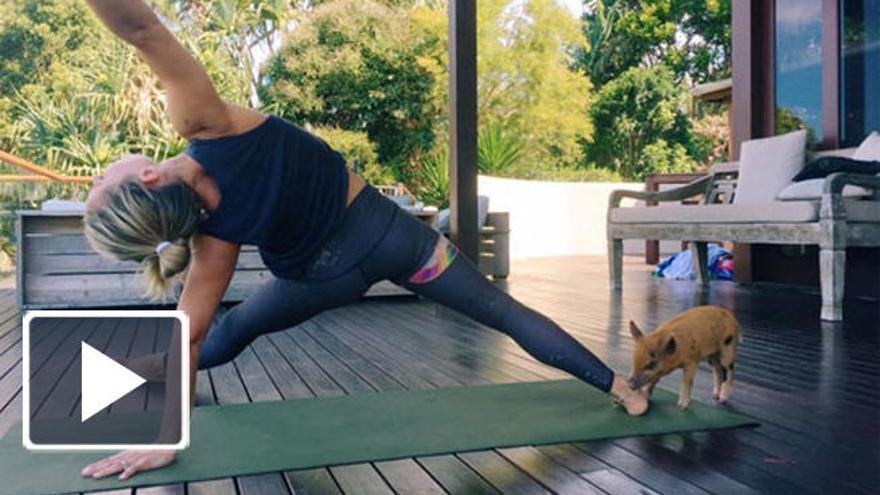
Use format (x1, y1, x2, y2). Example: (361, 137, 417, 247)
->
(155, 241, 172, 255)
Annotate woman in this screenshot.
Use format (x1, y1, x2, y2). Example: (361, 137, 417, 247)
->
(79, 0, 648, 481)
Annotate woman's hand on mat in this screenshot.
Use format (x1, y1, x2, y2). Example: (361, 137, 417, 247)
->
(81, 450, 176, 480)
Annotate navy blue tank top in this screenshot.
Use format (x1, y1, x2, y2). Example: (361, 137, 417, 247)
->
(185, 115, 350, 278)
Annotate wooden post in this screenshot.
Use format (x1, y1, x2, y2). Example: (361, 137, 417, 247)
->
(731, 0, 774, 283)
(448, 0, 479, 262)
(821, 0, 840, 149)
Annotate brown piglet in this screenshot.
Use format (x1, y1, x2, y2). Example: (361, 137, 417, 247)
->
(629, 305, 742, 409)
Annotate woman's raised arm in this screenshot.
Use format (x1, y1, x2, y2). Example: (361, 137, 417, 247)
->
(84, 0, 240, 139)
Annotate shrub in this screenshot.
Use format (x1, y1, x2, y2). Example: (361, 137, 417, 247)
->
(308, 125, 396, 185)
(587, 65, 698, 180)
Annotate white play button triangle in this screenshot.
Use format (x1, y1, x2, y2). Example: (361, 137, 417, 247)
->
(80, 342, 147, 422)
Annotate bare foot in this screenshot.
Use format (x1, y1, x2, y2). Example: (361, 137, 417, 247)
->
(610, 375, 649, 416)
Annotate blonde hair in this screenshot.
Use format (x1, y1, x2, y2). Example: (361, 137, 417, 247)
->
(84, 179, 204, 300)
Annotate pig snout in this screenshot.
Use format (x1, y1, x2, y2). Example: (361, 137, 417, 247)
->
(628, 373, 649, 390)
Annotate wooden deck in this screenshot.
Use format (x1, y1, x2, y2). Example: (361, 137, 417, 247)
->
(1, 255, 878, 494)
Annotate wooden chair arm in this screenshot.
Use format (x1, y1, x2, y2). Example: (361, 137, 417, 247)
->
(821, 173, 880, 220)
(608, 175, 712, 209)
(822, 172, 880, 194)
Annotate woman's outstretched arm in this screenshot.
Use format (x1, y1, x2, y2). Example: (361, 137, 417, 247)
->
(81, 234, 240, 480)
(83, 0, 261, 139)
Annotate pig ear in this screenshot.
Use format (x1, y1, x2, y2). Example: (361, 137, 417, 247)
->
(665, 336, 677, 356)
(629, 321, 644, 341)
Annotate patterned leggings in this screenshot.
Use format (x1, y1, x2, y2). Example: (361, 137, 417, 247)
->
(198, 186, 615, 392)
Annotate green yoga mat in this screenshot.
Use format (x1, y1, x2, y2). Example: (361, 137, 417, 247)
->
(0, 380, 756, 495)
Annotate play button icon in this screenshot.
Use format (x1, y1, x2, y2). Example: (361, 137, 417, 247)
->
(23, 310, 189, 450)
(80, 342, 147, 422)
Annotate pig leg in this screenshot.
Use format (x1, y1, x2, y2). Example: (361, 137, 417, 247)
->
(678, 363, 698, 409)
(718, 340, 738, 403)
(708, 353, 723, 400)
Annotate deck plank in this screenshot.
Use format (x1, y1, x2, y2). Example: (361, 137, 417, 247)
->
(284, 468, 344, 495)
(457, 451, 552, 495)
(537, 444, 660, 495)
(374, 459, 448, 495)
(498, 446, 604, 494)
(329, 464, 394, 495)
(416, 455, 501, 495)
(187, 479, 237, 495)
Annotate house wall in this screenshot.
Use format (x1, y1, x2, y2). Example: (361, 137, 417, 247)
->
(477, 175, 680, 260)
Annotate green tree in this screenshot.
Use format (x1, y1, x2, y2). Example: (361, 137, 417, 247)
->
(0, 0, 91, 95)
(639, 139, 694, 175)
(588, 65, 697, 179)
(578, 0, 731, 87)
(478, 0, 592, 167)
(259, 0, 441, 172)
(412, 0, 593, 171)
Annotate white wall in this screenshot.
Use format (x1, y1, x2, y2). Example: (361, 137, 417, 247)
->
(478, 175, 679, 259)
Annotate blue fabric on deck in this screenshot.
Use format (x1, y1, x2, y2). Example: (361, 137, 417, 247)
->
(655, 244, 733, 280)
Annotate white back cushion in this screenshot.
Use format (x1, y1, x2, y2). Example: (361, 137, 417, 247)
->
(852, 131, 880, 161)
(735, 129, 807, 204)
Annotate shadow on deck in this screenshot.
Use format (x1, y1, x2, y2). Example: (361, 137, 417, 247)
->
(0, 255, 878, 494)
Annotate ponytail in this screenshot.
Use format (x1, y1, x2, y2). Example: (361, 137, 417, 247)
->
(84, 179, 204, 300)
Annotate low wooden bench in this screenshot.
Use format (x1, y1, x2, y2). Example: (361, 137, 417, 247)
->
(16, 210, 510, 308)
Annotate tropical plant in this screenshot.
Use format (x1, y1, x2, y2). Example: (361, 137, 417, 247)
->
(1, 0, 252, 169)
(478, 122, 524, 174)
(0, 0, 254, 243)
(165, 0, 301, 99)
(411, 149, 450, 209)
(578, 0, 628, 88)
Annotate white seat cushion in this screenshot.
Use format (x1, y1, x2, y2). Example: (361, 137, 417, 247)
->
(735, 130, 807, 204)
(610, 200, 880, 224)
(776, 179, 872, 201)
(853, 131, 880, 161)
